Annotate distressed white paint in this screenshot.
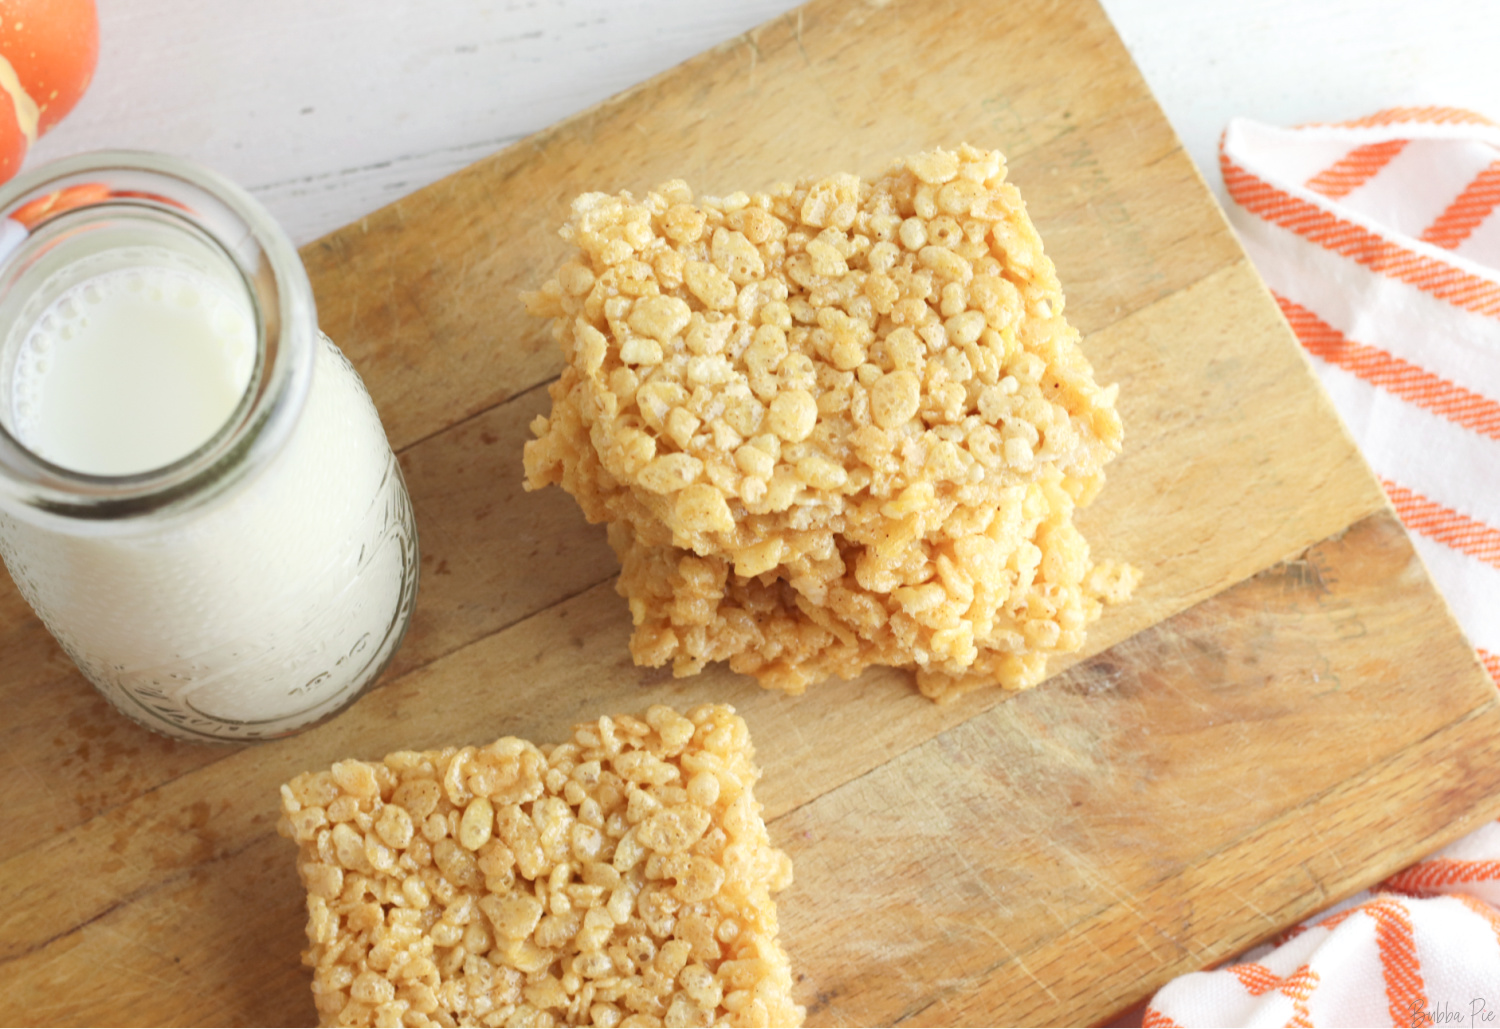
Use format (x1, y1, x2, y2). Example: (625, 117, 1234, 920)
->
(24, 0, 1500, 241)
(1101, 0, 1500, 207)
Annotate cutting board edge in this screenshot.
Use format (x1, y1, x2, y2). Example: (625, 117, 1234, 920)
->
(1050, 699, 1500, 1027)
(769, 505, 1500, 1027)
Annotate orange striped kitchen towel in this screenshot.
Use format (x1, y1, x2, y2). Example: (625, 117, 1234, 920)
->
(1144, 107, 1500, 1027)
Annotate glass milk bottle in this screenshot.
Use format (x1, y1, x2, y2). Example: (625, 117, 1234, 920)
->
(0, 152, 419, 742)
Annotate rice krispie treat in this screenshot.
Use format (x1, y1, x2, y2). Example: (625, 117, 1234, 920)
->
(523, 144, 1134, 699)
(608, 481, 1140, 702)
(278, 705, 802, 1028)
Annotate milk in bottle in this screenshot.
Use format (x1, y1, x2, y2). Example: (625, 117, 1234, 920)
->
(0, 153, 419, 742)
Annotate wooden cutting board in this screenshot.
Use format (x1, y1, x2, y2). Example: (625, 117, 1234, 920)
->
(3, 0, 1500, 1025)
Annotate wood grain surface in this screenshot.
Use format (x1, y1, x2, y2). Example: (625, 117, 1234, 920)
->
(3, 0, 1498, 1025)
(28, 1, 1500, 248)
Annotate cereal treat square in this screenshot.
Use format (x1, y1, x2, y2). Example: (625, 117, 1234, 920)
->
(606, 483, 1140, 702)
(523, 145, 1135, 700)
(278, 705, 802, 1028)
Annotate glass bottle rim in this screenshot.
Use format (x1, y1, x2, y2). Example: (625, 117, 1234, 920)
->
(0, 150, 315, 528)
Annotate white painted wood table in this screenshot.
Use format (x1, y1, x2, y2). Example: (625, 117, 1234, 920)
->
(33, 1, 1500, 248)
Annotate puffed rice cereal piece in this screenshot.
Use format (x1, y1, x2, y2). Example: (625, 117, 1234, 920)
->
(523, 144, 1135, 700)
(278, 705, 802, 1028)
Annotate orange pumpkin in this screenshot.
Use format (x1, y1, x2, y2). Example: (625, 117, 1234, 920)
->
(0, 0, 99, 183)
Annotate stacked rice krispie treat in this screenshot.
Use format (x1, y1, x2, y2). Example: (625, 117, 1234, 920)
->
(523, 145, 1136, 701)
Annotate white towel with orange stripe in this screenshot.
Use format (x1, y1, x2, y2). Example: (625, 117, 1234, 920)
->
(1144, 107, 1500, 1027)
